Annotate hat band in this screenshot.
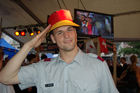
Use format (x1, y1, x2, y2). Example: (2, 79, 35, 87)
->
(50, 20, 79, 31)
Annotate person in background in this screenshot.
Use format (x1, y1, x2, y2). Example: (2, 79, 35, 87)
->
(137, 66, 140, 92)
(80, 15, 88, 34)
(26, 54, 38, 64)
(0, 9, 119, 93)
(120, 57, 129, 73)
(118, 54, 140, 93)
(106, 59, 113, 75)
(41, 53, 51, 61)
(86, 17, 93, 35)
(41, 53, 47, 60)
(25, 53, 38, 93)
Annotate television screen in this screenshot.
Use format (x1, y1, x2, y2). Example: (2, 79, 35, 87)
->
(74, 9, 114, 39)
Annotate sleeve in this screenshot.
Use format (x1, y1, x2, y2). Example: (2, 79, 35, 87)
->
(18, 63, 38, 90)
(99, 62, 119, 93)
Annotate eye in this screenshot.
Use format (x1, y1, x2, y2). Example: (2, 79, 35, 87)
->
(68, 27, 74, 32)
(56, 31, 63, 35)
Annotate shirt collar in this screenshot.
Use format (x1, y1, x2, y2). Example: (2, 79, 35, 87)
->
(57, 54, 63, 63)
(73, 49, 85, 64)
(56, 48, 85, 65)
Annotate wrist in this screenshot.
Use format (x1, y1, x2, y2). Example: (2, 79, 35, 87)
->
(22, 43, 32, 52)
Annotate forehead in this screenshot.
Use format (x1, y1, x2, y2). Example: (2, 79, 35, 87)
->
(53, 25, 73, 32)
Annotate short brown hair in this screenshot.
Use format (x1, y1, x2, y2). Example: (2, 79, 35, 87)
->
(130, 55, 137, 64)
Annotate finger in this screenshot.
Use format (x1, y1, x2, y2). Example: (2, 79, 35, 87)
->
(32, 24, 51, 44)
(38, 24, 51, 37)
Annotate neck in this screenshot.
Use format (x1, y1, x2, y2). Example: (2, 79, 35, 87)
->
(59, 46, 79, 64)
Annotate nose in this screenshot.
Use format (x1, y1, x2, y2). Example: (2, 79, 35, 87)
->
(63, 31, 69, 38)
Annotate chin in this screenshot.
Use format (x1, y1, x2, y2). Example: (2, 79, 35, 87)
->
(64, 47, 74, 51)
(62, 45, 76, 51)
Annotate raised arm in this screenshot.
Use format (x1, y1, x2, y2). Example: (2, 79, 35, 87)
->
(0, 25, 51, 84)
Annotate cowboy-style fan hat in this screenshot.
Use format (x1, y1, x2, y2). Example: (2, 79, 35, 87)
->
(48, 9, 79, 31)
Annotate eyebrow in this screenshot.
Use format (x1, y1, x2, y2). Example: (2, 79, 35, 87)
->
(54, 26, 74, 34)
(67, 26, 74, 30)
(56, 30, 63, 33)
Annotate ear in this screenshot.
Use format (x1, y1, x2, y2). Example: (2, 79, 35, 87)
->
(50, 34, 56, 43)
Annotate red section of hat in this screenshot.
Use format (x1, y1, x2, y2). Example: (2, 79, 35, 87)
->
(48, 10, 73, 26)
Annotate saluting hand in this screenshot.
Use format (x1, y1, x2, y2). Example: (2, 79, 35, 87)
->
(25, 24, 51, 49)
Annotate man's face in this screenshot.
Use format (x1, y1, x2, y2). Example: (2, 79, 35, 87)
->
(51, 26, 77, 52)
(120, 58, 125, 64)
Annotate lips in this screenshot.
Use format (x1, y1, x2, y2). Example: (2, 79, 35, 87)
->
(64, 39, 72, 43)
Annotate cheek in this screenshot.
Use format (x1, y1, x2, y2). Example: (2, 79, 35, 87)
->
(55, 37, 63, 45)
(73, 32, 77, 40)
(55, 41, 64, 49)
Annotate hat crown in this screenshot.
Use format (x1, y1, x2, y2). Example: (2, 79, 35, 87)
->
(48, 9, 79, 31)
(48, 9, 73, 26)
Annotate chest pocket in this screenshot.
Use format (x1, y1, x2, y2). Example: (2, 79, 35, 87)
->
(69, 71, 100, 93)
(73, 79, 99, 93)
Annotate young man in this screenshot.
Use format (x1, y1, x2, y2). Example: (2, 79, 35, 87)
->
(0, 9, 119, 93)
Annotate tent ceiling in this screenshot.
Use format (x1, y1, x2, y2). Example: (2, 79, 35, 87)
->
(0, 0, 140, 44)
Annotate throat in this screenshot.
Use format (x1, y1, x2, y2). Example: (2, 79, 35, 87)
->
(60, 47, 79, 64)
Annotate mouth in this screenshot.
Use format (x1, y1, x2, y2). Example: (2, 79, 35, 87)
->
(64, 39, 72, 43)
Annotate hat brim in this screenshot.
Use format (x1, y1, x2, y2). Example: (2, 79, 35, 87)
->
(50, 20, 80, 31)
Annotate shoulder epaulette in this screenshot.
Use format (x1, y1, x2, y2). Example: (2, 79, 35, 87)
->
(97, 56, 104, 62)
(44, 58, 51, 61)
